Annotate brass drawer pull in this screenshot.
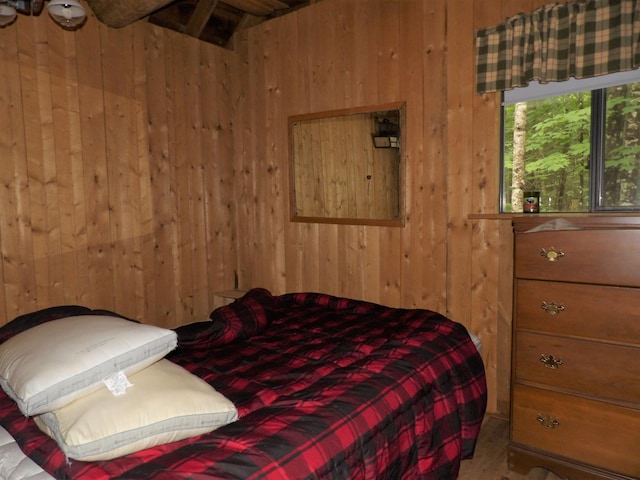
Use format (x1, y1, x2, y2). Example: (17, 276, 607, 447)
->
(540, 247, 564, 262)
(541, 301, 565, 315)
(537, 413, 560, 429)
(540, 354, 563, 369)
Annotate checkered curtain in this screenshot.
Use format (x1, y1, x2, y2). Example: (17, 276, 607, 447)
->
(475, 0, 640, 94)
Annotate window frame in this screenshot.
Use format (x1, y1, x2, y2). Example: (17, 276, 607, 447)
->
(500, 70, 640, 214)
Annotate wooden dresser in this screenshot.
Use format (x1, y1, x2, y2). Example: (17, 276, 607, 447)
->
(510, 216, 640, 480)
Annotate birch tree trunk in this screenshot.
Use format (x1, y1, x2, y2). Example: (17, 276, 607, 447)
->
(511, 102, 527, 212)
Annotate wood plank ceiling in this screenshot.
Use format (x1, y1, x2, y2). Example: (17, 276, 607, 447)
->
(85, 0, 315, 48)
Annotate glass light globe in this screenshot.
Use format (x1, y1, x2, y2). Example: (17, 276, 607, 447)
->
(0, 3, 17, 27)
(47, 0, 86, 29)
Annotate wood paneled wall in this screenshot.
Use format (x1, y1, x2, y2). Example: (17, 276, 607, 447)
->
(0, 14, 237, 329)
(0, 0, 549, 416)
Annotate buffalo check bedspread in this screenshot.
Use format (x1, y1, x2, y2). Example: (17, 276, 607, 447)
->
(0, 289, 487, 480)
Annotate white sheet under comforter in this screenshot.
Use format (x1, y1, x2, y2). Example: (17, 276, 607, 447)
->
(0, 426, 54, 480)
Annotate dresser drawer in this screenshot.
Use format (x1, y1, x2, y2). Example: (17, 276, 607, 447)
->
(515, 229, 640, 286)
(511, 385, 640, 477)
(515, 332, 640, 404)
(516, 279, 640, 345)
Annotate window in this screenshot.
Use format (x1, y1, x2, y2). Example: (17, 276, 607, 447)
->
(501, 71, 640, 213)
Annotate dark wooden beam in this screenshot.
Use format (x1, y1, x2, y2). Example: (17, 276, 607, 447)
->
(222, 0, 287, 17)
(85, 0, 175, 27)
(185, 0, 220, 38)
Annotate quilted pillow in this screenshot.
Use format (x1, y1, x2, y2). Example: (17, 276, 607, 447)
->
(0, 315, 177, 416)
(0, 306, 96, 346)
(176, 288, 275, 348)
(34, 359, 238, 461)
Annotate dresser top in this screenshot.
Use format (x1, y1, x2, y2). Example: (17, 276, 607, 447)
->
(512, 214, 640, 233)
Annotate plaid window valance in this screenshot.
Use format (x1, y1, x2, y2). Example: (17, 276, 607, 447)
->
(475, 0, 640, 94)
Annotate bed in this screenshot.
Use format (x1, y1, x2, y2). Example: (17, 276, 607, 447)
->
(0, 288, 487, 480)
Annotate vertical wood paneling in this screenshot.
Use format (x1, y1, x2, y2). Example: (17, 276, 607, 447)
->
(76, 21, 113, 311)
(201, 46, 237, 309)
(398, 0, 423, 309)
(304, 1, 336, 295)
(171, 34, 195, 324)
(282, 11, 306, 292)
(18, 18, 55, 310)
(288, 9, 321, 293)
(37, 22, 65, 309)
(446, 0, 474, 326)
(352, 1, 383, 304)
(0, 0, 562, 416)
(184, 39, 208, 320)
(145, 26, 177, 325)
(0, 22, 35, 318)
(101, 25, 141, 318)
(258, 19, 288, 294)
(47, 22, 90, 307)
(0, 17, 237, 328)
(132, 25, 155, 322)
(416, 0, 448, 313)
(376, 2, 402, 307)
(334, 1, 361, 301)
(249, 24, 266, 288)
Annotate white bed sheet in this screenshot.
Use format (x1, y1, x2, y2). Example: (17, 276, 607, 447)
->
(0, 426, 54, 480)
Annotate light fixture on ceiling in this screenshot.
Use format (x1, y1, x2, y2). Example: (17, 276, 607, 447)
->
(0, 0, 86, 30)
(48, 0, 85, 29)
(0, 3, 17, 26)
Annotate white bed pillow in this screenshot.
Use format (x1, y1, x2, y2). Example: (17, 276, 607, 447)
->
(0, 315, 177, 416)
(34, 359, 238, 461)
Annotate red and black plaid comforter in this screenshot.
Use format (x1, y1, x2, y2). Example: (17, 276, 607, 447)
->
(0, 289, 487, 480)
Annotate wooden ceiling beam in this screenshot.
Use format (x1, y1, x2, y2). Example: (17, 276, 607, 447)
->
(221, 0, 288, 17)
(185, 0, 220, 37)
(85, 0, 175, 27)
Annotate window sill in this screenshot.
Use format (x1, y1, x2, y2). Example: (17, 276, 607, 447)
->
(468, 212, 640, 221)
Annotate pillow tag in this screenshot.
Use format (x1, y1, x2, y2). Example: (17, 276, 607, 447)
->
(103, 371, 133, 396)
